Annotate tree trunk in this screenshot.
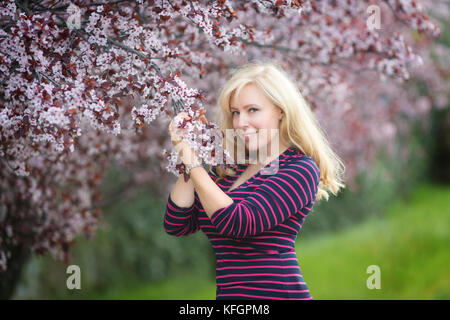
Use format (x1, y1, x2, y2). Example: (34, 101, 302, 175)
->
(431, 108, 450, 183)
(0, 244, 30, 299)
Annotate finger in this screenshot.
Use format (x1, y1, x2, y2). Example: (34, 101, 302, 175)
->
(177, 112, 191, 120)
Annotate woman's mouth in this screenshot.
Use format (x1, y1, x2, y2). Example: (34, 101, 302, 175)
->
(243, 131, 257, 138)
(243, 132, 258, 141)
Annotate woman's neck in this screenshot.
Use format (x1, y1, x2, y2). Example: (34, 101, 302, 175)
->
(246, 143, 290, 168)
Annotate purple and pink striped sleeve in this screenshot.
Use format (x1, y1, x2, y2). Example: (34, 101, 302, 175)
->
(209, 159, 320, 239)
(163, 167, 217, 237)
(163, 193, 200, 237)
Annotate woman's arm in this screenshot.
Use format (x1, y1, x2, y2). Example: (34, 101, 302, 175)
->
(167, 111, 233, 219)
(205, 159, 320, 239)
(170, 172, 195, 208)
(163, 164, 222, 237)
(163, 174, 199, 237)
(189, 166, 234, 219)
(171, 134, 234, 218)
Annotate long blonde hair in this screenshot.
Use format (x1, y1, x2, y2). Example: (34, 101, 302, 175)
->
(210, 60, 346, 201)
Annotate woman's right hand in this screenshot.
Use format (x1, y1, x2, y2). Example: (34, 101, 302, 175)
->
(169, 112, 191, 148)
(169, 110, 208, 164)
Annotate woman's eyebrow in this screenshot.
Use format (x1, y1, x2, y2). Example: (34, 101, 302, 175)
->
(230, 104, 259, 111)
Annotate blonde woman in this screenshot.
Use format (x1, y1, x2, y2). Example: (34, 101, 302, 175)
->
(164, 61, 345, 300)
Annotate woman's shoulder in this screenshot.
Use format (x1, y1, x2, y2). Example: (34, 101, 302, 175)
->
(278, 148, 320, 180)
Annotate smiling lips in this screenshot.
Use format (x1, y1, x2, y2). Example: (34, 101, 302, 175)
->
(242, 131, 258, 141)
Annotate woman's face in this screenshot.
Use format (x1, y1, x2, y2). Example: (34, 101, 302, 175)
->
(230, 83, 284, 160)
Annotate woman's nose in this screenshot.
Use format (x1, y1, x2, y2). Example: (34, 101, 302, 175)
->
(236, 113, 250, 129)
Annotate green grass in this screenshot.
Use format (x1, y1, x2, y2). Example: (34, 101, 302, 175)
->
(90, 183, 450, 299)
(298, 183, 450, 299)
(86, 271, 217, 299)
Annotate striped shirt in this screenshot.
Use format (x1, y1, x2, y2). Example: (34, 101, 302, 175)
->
(163, 147, 320, 300)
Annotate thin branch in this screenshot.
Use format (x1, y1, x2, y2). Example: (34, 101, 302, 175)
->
(15, 0, 32, 15)
(30, 0, 133, 13)
(383, 0, 413, 29)
(37, 71, 60, 86)
(106, 36, 147, 59)
(0, 156, 19, 174)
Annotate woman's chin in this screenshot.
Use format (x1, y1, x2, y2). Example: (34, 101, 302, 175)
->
(245, 143, 263, 159)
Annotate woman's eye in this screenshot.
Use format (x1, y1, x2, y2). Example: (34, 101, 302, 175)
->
(232, 108, 257, 116)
